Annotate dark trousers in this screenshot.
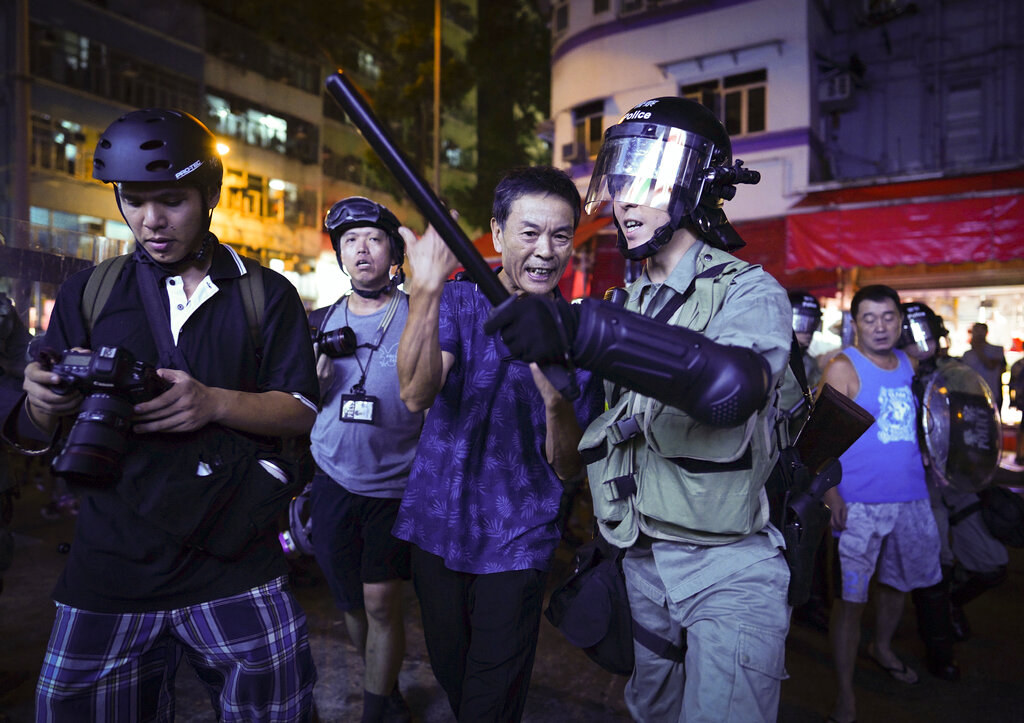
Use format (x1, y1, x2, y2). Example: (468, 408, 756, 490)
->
(410, 546, 547, 723)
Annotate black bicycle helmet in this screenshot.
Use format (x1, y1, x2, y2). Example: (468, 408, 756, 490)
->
(93, 108, 223, 192)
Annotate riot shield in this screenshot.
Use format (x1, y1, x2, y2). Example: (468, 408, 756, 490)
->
(921, 360, 1001, 492)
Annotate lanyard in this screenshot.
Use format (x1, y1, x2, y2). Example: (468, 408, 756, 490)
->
(324, 291, 401, 394)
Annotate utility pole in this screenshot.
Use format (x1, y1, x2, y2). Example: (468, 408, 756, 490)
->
(433, 0, 441, 193)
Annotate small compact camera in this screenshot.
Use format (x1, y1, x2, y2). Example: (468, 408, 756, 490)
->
(45, 347, 170, 486)
(311, 326, 358, 358)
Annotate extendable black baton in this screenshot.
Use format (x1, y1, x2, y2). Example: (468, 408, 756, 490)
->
(325, 70, 579, 400)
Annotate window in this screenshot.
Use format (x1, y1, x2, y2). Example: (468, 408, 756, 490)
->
(594, 0, 611, 13)
(620, 0, 647, 16)
(358, 50, 381, 81)
(30, 113, 87, 178)
(572, 100, 605, 160)
(553, 0, 569, 37)
(944, 81, 983, 165)
(444, 140, 464, 169)
(682, 69, 767, 137)
(204, 14, 320, 94)
(206, 93, 318, 164)
(29, 23, 200, 112)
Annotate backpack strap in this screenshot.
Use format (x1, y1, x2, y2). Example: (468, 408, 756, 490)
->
(237, 256, 265, 361)
(82, 252, 266, 359)
(82, 254, 131, 342)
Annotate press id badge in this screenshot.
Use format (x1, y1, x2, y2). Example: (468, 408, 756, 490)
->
(340, 393, 379, 424)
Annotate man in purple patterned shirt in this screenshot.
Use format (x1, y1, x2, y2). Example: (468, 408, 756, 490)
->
(395, 167, 604, 721)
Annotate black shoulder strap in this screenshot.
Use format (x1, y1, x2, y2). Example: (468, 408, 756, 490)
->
(82, 254, 131, 342)
(308, 305, 333, 336)
(238, 256, 265, 359)
(788, 332, 813, 406)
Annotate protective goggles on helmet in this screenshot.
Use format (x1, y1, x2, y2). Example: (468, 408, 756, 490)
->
(325, 196, 394, 234)
(584, 122, 716, 216)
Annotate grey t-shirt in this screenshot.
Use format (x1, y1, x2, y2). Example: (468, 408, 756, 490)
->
(310, 292, 424, 498)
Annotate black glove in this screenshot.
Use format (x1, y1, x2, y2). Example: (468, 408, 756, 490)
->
(484, 294, 579, 365)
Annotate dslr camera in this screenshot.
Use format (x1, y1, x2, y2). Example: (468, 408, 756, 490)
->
(46, 346, 170, 486)
(311, 325, 357, 359)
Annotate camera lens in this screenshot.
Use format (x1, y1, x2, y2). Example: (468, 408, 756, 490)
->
(319, 326, 357, 358)
(51, 393, 134, 486)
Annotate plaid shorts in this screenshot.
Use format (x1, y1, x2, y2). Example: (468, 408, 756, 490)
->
(35, 576, 316, 722)
(836, 499, 942, 603)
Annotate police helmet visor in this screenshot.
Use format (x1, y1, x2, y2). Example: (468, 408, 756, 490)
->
(584, 122, 716, 216)
(793, 309, 822, 335)
(899, 312, 936, 354)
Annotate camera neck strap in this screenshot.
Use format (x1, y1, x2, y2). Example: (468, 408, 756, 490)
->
(137, 261, 193, 375)
(337, 290, 402, 395)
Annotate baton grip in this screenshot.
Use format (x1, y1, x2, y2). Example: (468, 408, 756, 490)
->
(325, 71, 505, 305)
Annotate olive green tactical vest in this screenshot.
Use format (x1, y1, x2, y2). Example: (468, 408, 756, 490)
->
(579, 245, 783, 547)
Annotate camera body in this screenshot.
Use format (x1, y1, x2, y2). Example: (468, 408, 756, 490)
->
(52, 347, 169, 403)
(48, 347, 170, 486)
(311, 326, 357, 359)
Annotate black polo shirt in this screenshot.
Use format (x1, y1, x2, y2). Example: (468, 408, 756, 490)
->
(43, 240, 318, 612)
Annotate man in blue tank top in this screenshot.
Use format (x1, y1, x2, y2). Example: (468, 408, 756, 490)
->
(820, 285, 942, 723)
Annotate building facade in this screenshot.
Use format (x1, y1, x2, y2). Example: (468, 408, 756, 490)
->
(549, 0, 1024, 418)
(0, 0, 476, 331)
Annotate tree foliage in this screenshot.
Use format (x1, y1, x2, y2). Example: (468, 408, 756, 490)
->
(199, 0, 553, 232)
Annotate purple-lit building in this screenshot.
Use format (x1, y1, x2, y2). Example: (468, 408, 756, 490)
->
(546, 0, 1024, 416)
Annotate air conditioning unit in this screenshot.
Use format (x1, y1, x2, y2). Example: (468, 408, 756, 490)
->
(818, 72, 853, 104)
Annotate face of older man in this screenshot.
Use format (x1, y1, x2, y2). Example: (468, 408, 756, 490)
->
(492, 193, 575, 297)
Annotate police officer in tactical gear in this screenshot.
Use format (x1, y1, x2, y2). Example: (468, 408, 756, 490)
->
(17, 108, 319, 720)
(899, 302, 1006, 678)
(780, 291, 823, 428)
(488, 97, 793, 721)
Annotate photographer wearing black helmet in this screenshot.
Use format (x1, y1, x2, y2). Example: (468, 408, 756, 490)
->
(14, 109, 319, 720)
(306, 196, 422, 721)
(487, 97, 792, 721)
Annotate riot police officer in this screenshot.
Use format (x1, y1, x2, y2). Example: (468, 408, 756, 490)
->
(488, 97, 792, 722)
(900, 302, 1006, 673)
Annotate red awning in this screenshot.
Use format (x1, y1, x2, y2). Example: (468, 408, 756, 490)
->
(786, 193, 1024, 271)
(732, 218, 838, 296)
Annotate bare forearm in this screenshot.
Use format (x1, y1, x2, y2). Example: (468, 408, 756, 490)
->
(209, 389, 315, 437)
(545, 400, 584, 481)
(398, 283, 445, 412)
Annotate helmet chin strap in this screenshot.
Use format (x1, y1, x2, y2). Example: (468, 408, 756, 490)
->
(613, 207, 685, 261)
(344, 258, 405, 300)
